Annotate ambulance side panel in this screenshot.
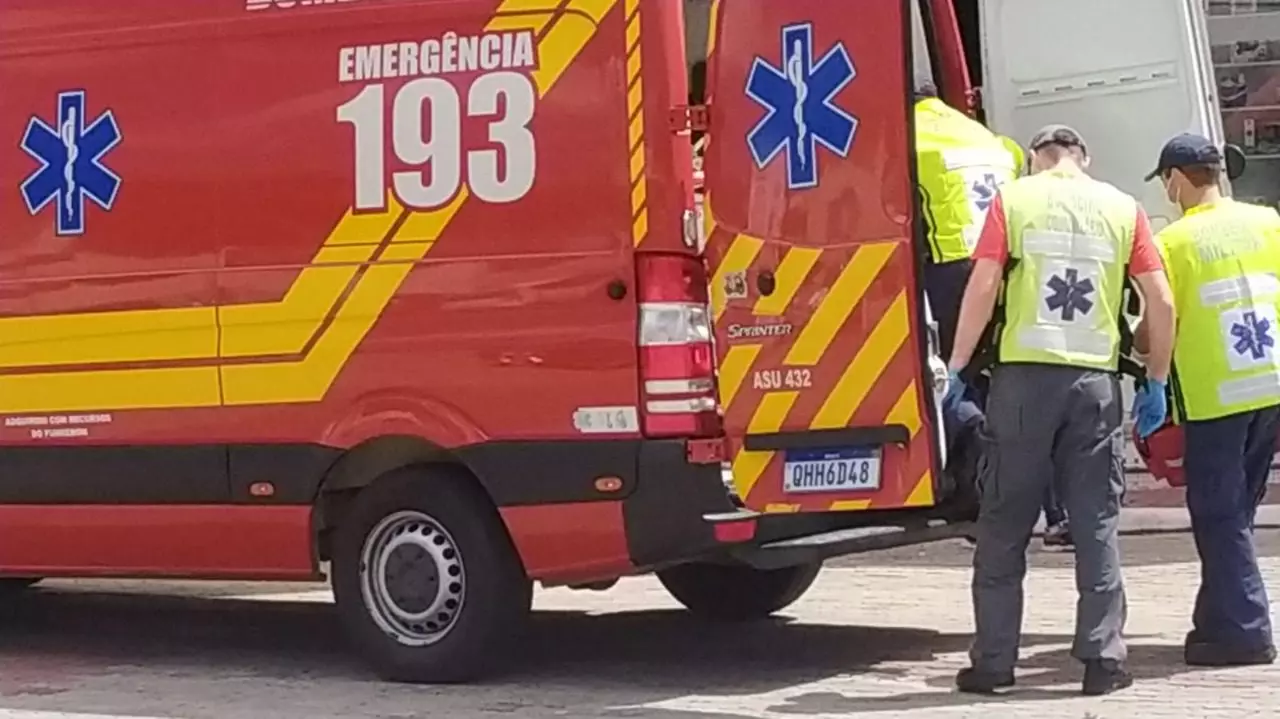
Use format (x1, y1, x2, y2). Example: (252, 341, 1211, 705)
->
(0, 0, 727, 584)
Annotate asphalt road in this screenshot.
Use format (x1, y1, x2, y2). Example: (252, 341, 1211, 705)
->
(0, 531, 1271, 719)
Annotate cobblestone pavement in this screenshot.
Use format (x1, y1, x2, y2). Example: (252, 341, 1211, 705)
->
(0, 533, 1275, 719)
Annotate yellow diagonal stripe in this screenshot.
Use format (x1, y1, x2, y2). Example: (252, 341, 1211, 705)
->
(904, 469, 935, 507)
(717, 343, 761, 408)
(710, 235, 763, 321)
(753, 247, 820, 316)
(785, 242, 895, 366)
(497, 0, 561, 9)
(731, 391, 797, 499)
(810, 291, 910, 429)
(707, 0, 721, 55)
(885, 382, 923, 437)
(831, 500, 872, 511)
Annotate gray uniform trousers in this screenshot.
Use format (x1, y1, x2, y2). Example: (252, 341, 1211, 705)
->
(970, 363, 1128, 672)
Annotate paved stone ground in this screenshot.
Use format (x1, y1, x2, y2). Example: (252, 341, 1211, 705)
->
(0, 533, 1274, 718)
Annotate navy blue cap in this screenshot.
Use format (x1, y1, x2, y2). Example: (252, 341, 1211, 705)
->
(1145, 133, 1223, 181)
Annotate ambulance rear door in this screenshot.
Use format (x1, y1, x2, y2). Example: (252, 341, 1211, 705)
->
(703, 1, 944, 515)
(979, 0, 1223, 231)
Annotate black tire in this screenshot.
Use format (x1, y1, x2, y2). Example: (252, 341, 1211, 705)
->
(332, 466, 532, 683)
(657, 561, 821, 621)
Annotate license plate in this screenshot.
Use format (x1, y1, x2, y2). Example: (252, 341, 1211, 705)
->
(783, 447, 882, 493)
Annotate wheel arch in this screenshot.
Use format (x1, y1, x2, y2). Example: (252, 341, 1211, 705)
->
(313, 435, 501, 562)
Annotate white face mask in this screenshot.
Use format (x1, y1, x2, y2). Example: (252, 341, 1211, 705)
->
(1163, 173, 1183, 211)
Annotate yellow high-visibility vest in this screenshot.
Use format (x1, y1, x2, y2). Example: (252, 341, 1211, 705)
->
(997, 170, 1137, 371)
(915, 98, 1019, 264)
(1158, 198, 1280, 421)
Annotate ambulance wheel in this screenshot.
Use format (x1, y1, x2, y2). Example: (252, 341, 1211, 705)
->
(332, 466, 532, 683)
(657, 561, 821, 621)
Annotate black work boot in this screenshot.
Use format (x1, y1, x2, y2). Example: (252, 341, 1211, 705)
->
(1184, 634, 1278, 667)
(1043, 522, 1073, 548)
(1082, 660, 1133, 696)
(955, 666, 1015, 694)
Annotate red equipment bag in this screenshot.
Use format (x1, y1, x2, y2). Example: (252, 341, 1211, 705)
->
(1133, 423, 1186, 488)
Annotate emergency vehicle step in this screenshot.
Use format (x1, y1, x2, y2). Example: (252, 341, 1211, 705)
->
(730, 520, 974, 570)
(744, 425, 910, 452)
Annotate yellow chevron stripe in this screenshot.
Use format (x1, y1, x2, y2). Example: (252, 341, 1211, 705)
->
(763, 503, 801, 514)
(717, 343, 761, 408)
(753, 247, 820, 316)
(904, 469, 935, 507)
(785, 242, 895, 366)
(885, 382, 923, 437)
(0, 1, 618, 413)
(731, 391, 797, 499)
(810, 291, 910, 429)
(710, 234, 763, 320)
(830, 499, 873, 511)
(624, 0, 648, 247)
(707, 0, 721, 56)
(496, 0, 561, 9)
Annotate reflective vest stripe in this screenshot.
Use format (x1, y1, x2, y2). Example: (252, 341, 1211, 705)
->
(1017, 325, 1114, 357)
(1022, 230, 1118, 263)
(1219, 370, 1280, 406)
(940, 148, 1016, 172)
(1198, 273, 1280, 307)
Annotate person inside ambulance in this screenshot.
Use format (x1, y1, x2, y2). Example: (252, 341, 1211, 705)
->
(945, 125, 1176, 696)
(912, 81, 1022, 462)
(914, 81, 1023, 363)
(1135, 133, 1280, 667)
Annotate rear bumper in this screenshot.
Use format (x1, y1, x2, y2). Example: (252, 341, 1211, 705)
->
(464, 436, 969, 574)
(712, 509, 974, 570)
(621, 440, 740, 568)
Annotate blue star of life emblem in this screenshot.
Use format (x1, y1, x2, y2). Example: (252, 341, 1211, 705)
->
(1231, 311, 1275, 360)
(1045, 268, 1095, 322)
(745, 23, 858, 190)
(972, 174, 999, 212)
(20, 90, 122, 237)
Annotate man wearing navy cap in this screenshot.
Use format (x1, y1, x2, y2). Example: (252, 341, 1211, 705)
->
(1136, 132, 1280, 666)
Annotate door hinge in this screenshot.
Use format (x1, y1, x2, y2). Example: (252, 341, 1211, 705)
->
(669, 104, 711, 133)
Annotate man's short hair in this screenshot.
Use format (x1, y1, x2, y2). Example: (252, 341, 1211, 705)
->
(913, 80, 939, 102)
(1028, 125, 1089, 158)
(1166, 163, 1221, 188)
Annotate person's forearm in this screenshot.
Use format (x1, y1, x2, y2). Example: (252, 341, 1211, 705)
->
(1133, 317, 1150, 355)
(948, 270, 1000, 371)
(1143, 300, 1174, 383)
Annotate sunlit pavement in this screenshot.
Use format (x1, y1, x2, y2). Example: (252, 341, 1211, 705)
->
(0, 532, 1275, 718)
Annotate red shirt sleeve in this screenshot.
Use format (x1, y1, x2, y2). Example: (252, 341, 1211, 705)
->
(1127, 207, 1163, 276)
(971, 194, 1009, 264)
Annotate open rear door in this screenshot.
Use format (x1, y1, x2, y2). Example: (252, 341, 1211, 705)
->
(703, 1, 944, 515)
(979, 0, 1222, 231)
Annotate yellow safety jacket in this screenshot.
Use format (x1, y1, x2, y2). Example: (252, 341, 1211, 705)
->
(1158, 198, 1280, 422)
(915, 98, 1020, 264)
(997, 170, 1137, 372)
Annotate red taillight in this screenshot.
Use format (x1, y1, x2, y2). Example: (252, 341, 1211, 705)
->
(637, 254, 719, 438)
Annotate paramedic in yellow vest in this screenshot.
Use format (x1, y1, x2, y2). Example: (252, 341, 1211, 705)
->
(944, 125, 1176, 696)
(915, 82, 1022, 361)
(1137, 133, 1280, 667)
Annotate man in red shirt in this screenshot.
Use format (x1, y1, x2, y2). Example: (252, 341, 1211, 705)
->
(944, 126, 1176, 697)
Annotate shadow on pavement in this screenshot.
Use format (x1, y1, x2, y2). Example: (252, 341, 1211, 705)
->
(766, 642, 1195, 714)
(0, 587, 1078, 713)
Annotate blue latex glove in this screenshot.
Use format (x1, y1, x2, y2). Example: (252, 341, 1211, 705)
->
(943, 370, 967, 412)
(1132, 378, 1168, 439)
